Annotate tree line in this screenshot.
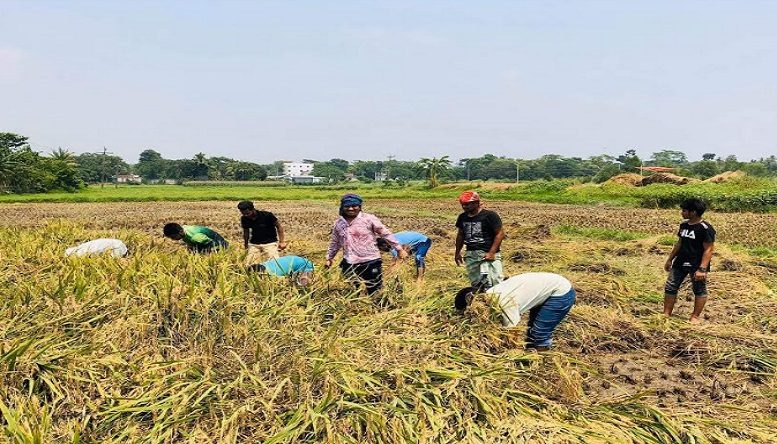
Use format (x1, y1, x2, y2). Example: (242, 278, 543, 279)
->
(2, 131, 777, 194)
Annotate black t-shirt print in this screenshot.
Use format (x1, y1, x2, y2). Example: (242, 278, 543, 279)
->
(455, 210, 503, 252)
(241, 211, 279, 245)
(674, 220, 715, 269)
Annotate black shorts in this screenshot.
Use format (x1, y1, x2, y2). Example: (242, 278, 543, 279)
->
(340, 259, 383, 295)
(664, 267, 708, 297)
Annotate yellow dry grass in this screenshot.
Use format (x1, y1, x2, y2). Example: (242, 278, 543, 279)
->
(0, 200, 775, 443)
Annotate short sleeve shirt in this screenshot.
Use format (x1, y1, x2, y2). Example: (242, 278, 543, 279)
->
(455, 210, 502, 252)
(182, 225, 219, 248)
(487, 273, 572, 328)
(674, 220, 716, 269)
(390, 231, 429, 257)
(241, 211, 278, 245)
(262, 255, 314, 277)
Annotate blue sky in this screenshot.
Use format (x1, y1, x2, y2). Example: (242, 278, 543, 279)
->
(1, 1, 775, 163)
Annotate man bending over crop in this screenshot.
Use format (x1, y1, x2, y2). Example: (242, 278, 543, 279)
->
(325, 194, 407, 295)
(163, 223, 228, 253)
(663, 198, 716, 323)
(455, 191, 505, 289)
(251, 255, 315, 287)
(66, 238, 128, 258)
(377, 231, 432, 281)
(455, 272, 576, 350)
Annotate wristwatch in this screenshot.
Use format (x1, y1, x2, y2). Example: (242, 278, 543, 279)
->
(697, 266, 708, 272)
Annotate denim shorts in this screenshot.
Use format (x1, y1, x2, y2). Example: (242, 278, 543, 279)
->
(664, 267, 708, 297)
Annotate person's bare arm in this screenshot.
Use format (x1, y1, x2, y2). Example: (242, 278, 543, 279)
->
(243, 228, 250, 249)
(664, 240, 681, 271)
(484, 227, 505, 261)
(325, 224, 341, 268)
(275, 220, 287, 250)
(694, 242, 714, 281)
(455, 228, 464, 266)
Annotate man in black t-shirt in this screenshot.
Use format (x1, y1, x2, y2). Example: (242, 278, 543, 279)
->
(237, 201, 286, 267)
(454, 190, 505, 289)
(663, 198, 716, 323)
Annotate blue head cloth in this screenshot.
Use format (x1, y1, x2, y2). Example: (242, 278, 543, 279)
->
(340, 194, 363, 208)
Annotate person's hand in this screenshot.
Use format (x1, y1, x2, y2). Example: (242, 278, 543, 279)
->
(455, 252, 464, 266)
(244, 244, 249, 250)
(325, 259, 333, 268)
(693, 270, 707, 281)
(484, 251, 496, 261)
(664, 259, 672, 272)
(278, 241, 288, 251)
(397, 249, 409, 260)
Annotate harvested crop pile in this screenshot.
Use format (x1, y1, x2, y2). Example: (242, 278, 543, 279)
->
(606, 173, 644, 186)
(641, 172, 699, 186)
(704, 170, 746, 183)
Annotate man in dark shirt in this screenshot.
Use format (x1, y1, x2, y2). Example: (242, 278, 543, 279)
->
(454, 190, 505, 289)
(663, 198, 716, 323)
(237, 200, 286, 267)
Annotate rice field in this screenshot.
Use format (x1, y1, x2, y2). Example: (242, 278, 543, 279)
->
(1, 200, 775, 443)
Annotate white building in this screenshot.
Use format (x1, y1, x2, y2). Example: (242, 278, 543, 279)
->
(290, 175, 324, 184)
(282, 162, 314, 177)
(115, 174, 142, 183)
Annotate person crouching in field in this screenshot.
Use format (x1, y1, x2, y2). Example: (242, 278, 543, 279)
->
(66, 238, 128, 258)
(237, 200, 286, 267)
(163, 223, 228, 253)
(377, 231, 432, 282)
(251, 255, 314, 287)
(456, 272, 576, 351)
(455, 191, 505, 290)
(325, 194, 407, 295)
(663, 198, 716, 323)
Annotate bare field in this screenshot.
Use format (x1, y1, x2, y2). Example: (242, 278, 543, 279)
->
(1, 200, 775, 443)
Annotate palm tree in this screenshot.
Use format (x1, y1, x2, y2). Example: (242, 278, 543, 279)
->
(417, 156, 451, 188)
(49, 148, 77, 166)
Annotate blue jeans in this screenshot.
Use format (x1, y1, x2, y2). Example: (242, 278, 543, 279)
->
(412, 238, 433, 269)
(526, 288, 575, 348)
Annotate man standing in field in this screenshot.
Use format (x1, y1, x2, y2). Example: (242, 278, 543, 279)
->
(454, 191, 505, 289)
(377, 231, 432, 281)
(163, 223, 229, 253)
(663, 198, 716, 323)
(455, 272, 576, 351)
(325, 194, 407, 295)
(237, 200, 286, 267)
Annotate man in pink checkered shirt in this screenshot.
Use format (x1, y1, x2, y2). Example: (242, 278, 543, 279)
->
(325, 194, 407, 295)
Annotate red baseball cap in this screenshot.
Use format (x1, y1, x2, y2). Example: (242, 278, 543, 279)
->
(458, 190, 480, 204)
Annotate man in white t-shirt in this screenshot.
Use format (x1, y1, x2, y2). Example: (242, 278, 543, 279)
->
(65, 238, 128, 258)
(455, 272, 576, 350)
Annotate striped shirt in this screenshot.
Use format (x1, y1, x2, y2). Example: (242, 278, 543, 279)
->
(326, 212, 401, 264)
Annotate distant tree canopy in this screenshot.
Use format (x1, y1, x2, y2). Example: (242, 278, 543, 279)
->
(4, 131, 777, 194)
(0, 132, 83, 193)
(135, 150, 268, 182)
(75, 152, 130, 183)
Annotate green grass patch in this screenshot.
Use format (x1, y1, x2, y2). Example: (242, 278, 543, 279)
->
(1, 176, 776, 212)
(554, 225, 649, 241)
(657, 235, 677, 246)
(746, 246, 777, 259)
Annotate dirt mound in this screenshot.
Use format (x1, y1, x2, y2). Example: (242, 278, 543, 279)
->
(704, 170, 746, 184)
(641, 173, 699, 186)
(606, 173, 644, 186)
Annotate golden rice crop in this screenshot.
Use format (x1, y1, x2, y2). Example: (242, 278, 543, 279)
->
(0, 200, 775, 443)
